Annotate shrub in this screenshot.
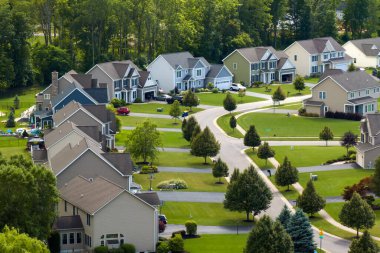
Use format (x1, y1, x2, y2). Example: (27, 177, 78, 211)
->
(109, 249, 124, 253)
(325, 111, 362, 121)
(94, 246, 108, 253)
(298, 108, 306, 115)
(185, 220, 197, 235)
(121, 243, 136, 253)
(156, 241, 170, 253)
(222, 89, 228, 93)
(342, 176, 373, 201)
(157, 179, 187, 189)
(169, 234, 184, 252)
(204, 88, 209, 92)
(134, 97, 143, 103)
(252, 81, 264, 87)
(111, 98, 127, 108)
(194, 88, 200, 93)
(207, 82, 214, 90)
(140, 165, 158, 174)
(212, 88, 219, 93)
(171, 230, 186, 238)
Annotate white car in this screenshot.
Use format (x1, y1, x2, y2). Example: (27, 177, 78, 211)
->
(230, 83, 246, 91)
(16, 128, 26, 134)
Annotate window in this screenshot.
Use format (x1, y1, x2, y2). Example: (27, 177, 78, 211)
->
(311, 55, 318, 62)
(251, 75, 260, 82)
(324, 106, 329, 113)
(377, 88, 380, 92)
(251, 63, 259, 70)
(354, 58, 357, 63)
(366, 89, 370, 95)
(261, 62, 266, 69)
(77, 233, 82, 244)
(176, 82, 181, 90)
(270, 73, 275, 81)
(64, 201, 67, 212)
(330, 52, 336, 58)
(44, 94, 50, 100)
(349, 92, 354, 99)
(294, 55, 297, 61)
(323, 54, 329, 60)
(319, 91, 326, 100)
(62, 234, 67, 245)
(176, 70, 182, 78)
(269, 61, 277, 69)
(311, 66, 318, 73)
(86, 214, 91, 226)
(69, 233, 75, 244)
(133, 91, 137, 99)
(233, 63, 237, 70)
(196, 69, 202, 77)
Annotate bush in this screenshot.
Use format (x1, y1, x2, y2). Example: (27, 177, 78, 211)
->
(157, 241, 170, 253)
(252, 81, 264, 87)
(212, 88, 219, 93)
(121, 243, 136, 253)
(134, 97, 143, 103)
(207, 82, 214, 90)
(298, 108, 306, 114)
(221, 89, 228, 93)
(140, 165, 158, 174)
(325, 111, 362, 121)
(171, 230, 186, 238)
(94, 246, 108, 253)
(185, 220, 197, 235)
(157, 179, 187, 189)
(111, 98, 127, 108)
(194, 88, 200, 93)
(169, 234, 184, 252)
(109, 249, 124, 253)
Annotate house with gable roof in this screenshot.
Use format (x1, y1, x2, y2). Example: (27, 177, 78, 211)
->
(223, 46, 296, 85)
(284, 37, 353, 77)
(356, 113, 380, 168)
(343, 38, 380, 68)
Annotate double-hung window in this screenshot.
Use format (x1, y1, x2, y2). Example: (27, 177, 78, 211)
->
(176, 70, 182, 78)
(311, 66, 318, 73)
(196, 69, 202, 77)
(319, 91, 326, 100)
(311, 55, 318, 62)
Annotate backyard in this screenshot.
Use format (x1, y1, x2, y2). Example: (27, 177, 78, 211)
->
(196, 92, 265, 106)
(247, 84, 311, 97)
(116, 130, 189, 148)
(154, 152, 212, 168)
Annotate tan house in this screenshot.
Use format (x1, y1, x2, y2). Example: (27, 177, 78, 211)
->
(303, 71, 380, 116)
(284, 37, 353, 77)
(223, 46, 296, 85)
(56, 176, 158, 252)
(356, 113, 380, 168)
(343, 38, 380, 68)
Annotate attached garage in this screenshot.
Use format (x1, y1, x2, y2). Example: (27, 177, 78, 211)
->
(281, 73, 293, 83)
(144, 91, 155, 101)
(334, 63, 349, 71)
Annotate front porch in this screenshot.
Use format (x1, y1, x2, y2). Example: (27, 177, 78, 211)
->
(345, 96, 377, 115)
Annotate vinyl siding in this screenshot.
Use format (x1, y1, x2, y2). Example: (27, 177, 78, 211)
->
(356, 146, 380, 168)
(147, 56, 175, 93)
(343, 42, 378, 68)
(284, 43, 311, 77)
(87, 66, 114, 100)
(311, 78, 347, 112)
(223, 51, 250, 85)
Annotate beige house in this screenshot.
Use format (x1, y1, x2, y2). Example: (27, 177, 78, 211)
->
(343, 38, 380, 68)
(56, 176, 158, 253)
(304, 71, 380, 116)
(284, 37, 353, 77)
(356, 113, 380, 168)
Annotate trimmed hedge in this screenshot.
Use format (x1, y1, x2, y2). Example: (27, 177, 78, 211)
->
(185, 220, 197, 235)
(121, 243, 136, 253)
(157, 179, 188, 189)
(140, 165, 158, 174)
(325, 111, 362, 121)
(156, 241, 170, 253)
(298, 108, 319, 117)
(94, 246, 108, 253)
(169, 234, 184, 252)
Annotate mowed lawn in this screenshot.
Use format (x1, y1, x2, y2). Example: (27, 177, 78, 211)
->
(127, 103, 202, 114)
(154, 152, 212, 168)
(238, 113, 360, 138)
(272, 146, 350, 167)
(0, 147, 29, 158)
(196, 92, 265, 106)
(184, 234, 249, 253)
(216, 113, 244, 138)
(0, 137, 27, 147)
(116, 130, 189, 148)
(161, 202, 252, 226)
(260, 102, 303, 110)
(245, 149, 274, 169)
(117, 116, 181, 128)
(133, 172, 227, 192)
(247, 84, 311, 97)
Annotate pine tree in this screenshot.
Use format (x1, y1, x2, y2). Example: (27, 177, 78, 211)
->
(349, 230, 379, 253)
(229, 116, 237, 132)
(182, 90, 199, 111)
(13, 95, 20, 109)
(297, 180, 325, 216)
(6, 111, 15, 128)
(181, 118, 187, 133)
(372, 157, 380, 195)
(272, 86, 286, 104)
(275, 156, 299, 191)
(223, 92, 237, 113)
(287, 209, 315, 253)
(182, 116, 199, 142)
(191, 127, 220, 164)
(169, 100, 181, 124)
(230, 168, 240, 183)
(257, 142, 275, 166)
(212, 158, 229, 184)
(244, 125, 261, 151)
(348, 63, 356, 72)
(319, 126, 334, 146)
(293, 76, 305, 94)
(339, 192, 375, 238)
(277, 205, 292, 230)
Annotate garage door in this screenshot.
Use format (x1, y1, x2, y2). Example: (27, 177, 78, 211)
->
(281, 74, 293, 83)
(335, 63, 348, 71)
(144, 91, 155, 100)
(215, 79, 232, 90)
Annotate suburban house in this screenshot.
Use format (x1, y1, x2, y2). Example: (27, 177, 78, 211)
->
(356, 113, 380, 168)
(343, 38, 380, 68)
(56, 176, 158, 252)
(52, 101, 116, 149)
(284, 37, 353, 77)
(34, 71, 108, 129)
(87, 60, 158, 102)
(147, 51, 233, 92)
(223, 46, 296, 85)
(303, 71, 380, 116)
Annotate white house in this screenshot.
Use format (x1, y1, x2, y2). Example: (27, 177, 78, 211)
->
(343, 38, 380, 68)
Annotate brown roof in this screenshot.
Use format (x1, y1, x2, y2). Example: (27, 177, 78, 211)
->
(52, 101, 82, 126)
(101, 153, 134, 175)
(297, 37, 345, 54)
(135, 192, 161, 206)
(349, 38, 380, 56)
(59, 176, 124, 214)
(53, 215, 83, 230)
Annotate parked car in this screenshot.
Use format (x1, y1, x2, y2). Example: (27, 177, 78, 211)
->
(166, 96, 183, 104)
(159, 214, 167, 224)
(116, 107, 130, 115)
(16, 128, 26, 134)
(230, 83, 246, 91)
(154, 94, 172, 101)
(373, 69, 378, 77)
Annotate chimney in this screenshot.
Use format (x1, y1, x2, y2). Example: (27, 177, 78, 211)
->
(51, 71, 59, 97)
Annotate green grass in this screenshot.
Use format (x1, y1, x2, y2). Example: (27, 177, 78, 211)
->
(245, 149, 274, 169)
(161, 202, 252, 226)
(298, 169, 373, 197)
(271, 146, 351, 167)
(127, 103, 203, 114)
(238, 113, 360, 138)
(133, 172, 227, 192)
(116, 130, 189, 148)
(0, 137, 27, 147)
(155, 152, 211, 168)
(268, 176, 300, 200)
(117, 116, 181, 129)
(247, 84, 311, 97)
(184, 234, 249, 253)
(259, 102, 303, 110)
(309, 213, 356, 241)
(305, 77, 320, 84)
(216, 113, 244, 138)
(196, 92, 265, 106)
(0, 147, 29, 158)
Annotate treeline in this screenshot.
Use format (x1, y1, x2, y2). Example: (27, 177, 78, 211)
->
(0, 0, 379, 89)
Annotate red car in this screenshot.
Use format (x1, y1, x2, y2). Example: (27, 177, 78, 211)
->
(117, 107, 130, 115)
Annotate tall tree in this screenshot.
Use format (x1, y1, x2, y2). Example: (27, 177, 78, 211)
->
(372, 156, 380, 196)
(287, 209, 315, 252)
(223, 92, 237, 113)
(191, 127, 220, 164)
(344, 0, 370, 39)
(297, 180, 325, 216)
(182, 90, 199, 112)
(6, 111, 15, 128)
(270, 0, 288, 47)
(224, 165, 272, 221)
(245, 215, 294, 253)
(339, 192, 376, 238)
(257, 142, 275, 166)
(182, 116, 199, 142)
(277, 205, 292, 230)
(349, 230, 379, 253)
(287, 0, 312, 40)
(340, 131, 357, 156)
(275, 156, 299, 191)
(272, 86, 286, 104)
(0, 226, 49, 253)
(212, 158, 229, 183)
(244, 125, 261, 151)
(293, 75, 305, 94)
(169, 100, 181, 124)
(319, 126, 334, 146)
(310, 0, 338, 38)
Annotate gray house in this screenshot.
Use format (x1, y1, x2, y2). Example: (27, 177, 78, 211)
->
(356, 113, 380, 168)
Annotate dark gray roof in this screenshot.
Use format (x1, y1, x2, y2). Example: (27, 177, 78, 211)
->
(32, 149, 47, 163)
(234, 46, 289, 63)
(348, 96, 377, 105)
(329, 71, 380, 91)
(366, 113, 380, 136)
(206, 64, 223, 78)
(77, 126, 102, 142)
(356, 142, 380, 152)
(53, 215, 83, 230)
(138, 71, 150, 88)
(71, 74, 93, 89)
(160, 52, 210, 69)
(297, 37, 345, 54)
(349, 38, 380, 56)
(84, 88, 108, 103)
(101, 153, 134, 176)
(195, 57, 211, 68)
(82, 105, 113, 124)
(319, 69, 344, 81)
(95, 61, 141, 80)
(182, 74, 193, 81)
(135, 192, 161, 206)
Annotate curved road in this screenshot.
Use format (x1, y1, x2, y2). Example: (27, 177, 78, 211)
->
(194, 96, 351, 253)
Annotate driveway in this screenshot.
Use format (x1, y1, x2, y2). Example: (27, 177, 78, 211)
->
(161, 224, 253, 236)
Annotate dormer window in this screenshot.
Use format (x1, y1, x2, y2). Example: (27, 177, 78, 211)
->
(330, 52, 336, 58)
(366, 89, 370, 95)
(349, 92, 354, 99)
(176, 70, 182, 78)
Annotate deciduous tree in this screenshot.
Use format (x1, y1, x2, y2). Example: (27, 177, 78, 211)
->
(244, 125, 261, 151)
(0, 226, 49, 253)
(319, 126, 334, 146)
(191, 127, 220, 164)
(349, 230, 379, 253)
(257, 142, 275, 166)
(275, 156, 299, 191)
(182, 90, 199, 111)
(169, 100, 181, 124)
(340, 131, 357, 156)
(297, 180, 325, 216)
(372, 157, 380, 196)
(272, 86, 286, 104)
(223, 92, 237, 113)
(182, 116, 199, 142)
(293, 76, 305, 94)
(212, 158, 229, 183)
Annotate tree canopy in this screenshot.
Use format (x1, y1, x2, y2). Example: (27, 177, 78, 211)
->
(275, 156, 299, 191)
(223, 93, 237, 113)
(349, 230, 379, 253)
(212, 158, 229, 183)
(190, 127, 220, 164)
(319, 126, 334, 146)
(244, 125, 261, 150)
(297, 180, 325, 216)
(0, 226, 49, 253)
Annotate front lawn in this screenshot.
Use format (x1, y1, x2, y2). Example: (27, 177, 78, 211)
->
(133, 172, 227, 192)
(268, 176, 299, 200)
(117, 116, 181, 129)
(196, 92, 265, 106)
(271, 146, 350, 167)
(238, 113, 360, 138)
(154, 152, 212, 168)
(245, 149, 274, 169)
(0, 147, 29, 158)
(216, 113, 244, 138)
(259, 102, 303, 110)
(304, 77, 320, 84)
(247, 84, 311, 97)
(185, 234, 249, 253)
(116, 130, 189, 148)
(161, 202, 251, 226)
(127, 103, 203, 114)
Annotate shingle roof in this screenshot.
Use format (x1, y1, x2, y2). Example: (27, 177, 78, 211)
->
(366, 113, 380, 136)
(329, 71, 380, 91)
(138, 71, 150, 88)
(195, 57, 211, 68)
(319, 69, 344, 81)
(101, 153, 134, 176)
(96, 61, 141, 80)
(135, 192, 161, 206)
(235, 46, 289, 63)
(82, 104, 114, 125)
(349, 38, 380, 56)
(83, 88, 108, 103)
(356, 142, 380, 152)
(297, 37, 345, 54)
(303, 99, 324, 106)
(71, 74, 93, 89)
(52, 101, 82, 125)
(206, 64, 223, 78)
(53, 215, 83, 230)
(59, 176, 125, 215)
(160, 52, 196, 69)
(348, 96, 377, 105)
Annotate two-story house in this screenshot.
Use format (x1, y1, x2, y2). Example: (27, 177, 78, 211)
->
(147, 52, 233, 93)
(223, 46, 296, 85)
(303, 71, 380, 116)
(356, 113, 380, 168)
(87, 60, 157, 102)
(284, 37, 353, 77)
(343, 38, 380, 68)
